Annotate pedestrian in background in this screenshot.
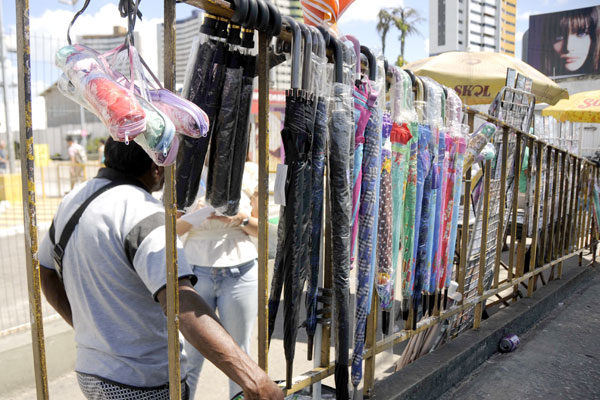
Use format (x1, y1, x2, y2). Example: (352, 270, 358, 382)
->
(66, 135, 87, 189)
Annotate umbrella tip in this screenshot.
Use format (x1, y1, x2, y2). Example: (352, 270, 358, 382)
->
(286, 361, 293, 389)
(307, 335, 314, 360)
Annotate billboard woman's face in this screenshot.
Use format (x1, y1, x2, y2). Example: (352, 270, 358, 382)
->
(553, 29, 592, 72)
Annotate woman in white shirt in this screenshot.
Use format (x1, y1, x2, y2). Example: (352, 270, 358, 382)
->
(176, 162, 259, 399)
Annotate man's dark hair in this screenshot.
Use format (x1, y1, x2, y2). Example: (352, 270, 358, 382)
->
(66, 135, 74, 143)
(99, 138, 106, 144)
(104, 137, 154, 178)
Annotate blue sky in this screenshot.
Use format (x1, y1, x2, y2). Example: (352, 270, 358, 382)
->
(4, 0, 600, 65)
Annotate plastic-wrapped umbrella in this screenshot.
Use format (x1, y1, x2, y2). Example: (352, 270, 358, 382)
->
(267, 19, 315, 389)
(304, 27, 328, 359)
(325, 36, 353, 400)
(205, 51, 244, 212)
(351, 48, 383, 395)
(176, 36, 228, 211)
(225, 54, 257, 215)
(375, 112, 393, 311)
(430, 129, 447, 297)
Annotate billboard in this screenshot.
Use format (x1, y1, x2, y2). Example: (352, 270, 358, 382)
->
(527, 6, 600, 77)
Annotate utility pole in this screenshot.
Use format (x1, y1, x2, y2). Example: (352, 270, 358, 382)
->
(0, 1, 15, 173)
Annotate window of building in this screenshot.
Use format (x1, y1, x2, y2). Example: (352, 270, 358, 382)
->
(506, 1, 516, 7)
(471, 9, 482, 16)
(438, 0, 446, 46)
(504, 10, 515, 17)
(458, 40, 463, 45)
(470, 40, 482, 46)
(458, 30, 463, 34)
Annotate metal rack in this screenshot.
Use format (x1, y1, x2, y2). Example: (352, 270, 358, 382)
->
(13, 1, 600, 399)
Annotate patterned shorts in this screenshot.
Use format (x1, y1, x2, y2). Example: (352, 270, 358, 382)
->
(77, 372, 189, 400)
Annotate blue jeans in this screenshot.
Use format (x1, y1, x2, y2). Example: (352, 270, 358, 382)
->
(184, 259, 258, 399)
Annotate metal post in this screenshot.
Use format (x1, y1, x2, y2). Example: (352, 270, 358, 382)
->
(539, 146, 552, 269)
(527, 142, 543, 297)
(493, 127, 509, 289)
(257, 31, 270, 373)
(473, 160, 491, 329)
(557, 151, 568, 278)
(516, 137, 532, 292)
(0, 1, 15, 172)
(163, 2, 181, 399)
(458, 111, 475, 301)
(548, 149, 559, 279)
(364, 289, 378, 397)
(567, 158, 579, 255)
(578, 164, 588, 253)
(16, 0, 48, 398)
(509, 134, 521, 299)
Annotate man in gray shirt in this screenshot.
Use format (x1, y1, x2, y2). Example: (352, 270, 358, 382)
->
(39, 138, 282, 400)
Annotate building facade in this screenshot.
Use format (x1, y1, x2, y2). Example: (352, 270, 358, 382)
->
(157, 10, 203, 88)
(429, 0, 516, 56)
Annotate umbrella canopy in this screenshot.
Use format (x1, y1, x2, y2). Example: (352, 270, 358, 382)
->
(541, 90, 600, 122)
(404, 52, 568, 106)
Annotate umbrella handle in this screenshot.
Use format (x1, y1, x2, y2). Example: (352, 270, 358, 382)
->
(283, 16, 302, 90)
(341, 34, 361, 75)
(242, 0, 258, 30)
(255, 0, 270, 33)
(229, 0, 249, 25)
(265, 0, 282, 37)
(299, 23, 313, 91)
(360, 45, 376, 82)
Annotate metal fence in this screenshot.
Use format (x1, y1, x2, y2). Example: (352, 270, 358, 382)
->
(0, 161, 101, 334)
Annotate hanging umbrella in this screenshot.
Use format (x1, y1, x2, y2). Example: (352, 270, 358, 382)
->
(304, 29, 328, 360)
(375, 112, 393, 312)
(176, 37, 228, 211)
(323, 34, 353, 400)
(301, 0, 356, 30)
(430, 129, 447, 299)
(404, 51, 568, 106)
(206, 50, 245, 212)
(226, 54, 257, 215)
(541, 89, 600, 122)
(351, 47, 383, 395)
(268, 18, 315, 389)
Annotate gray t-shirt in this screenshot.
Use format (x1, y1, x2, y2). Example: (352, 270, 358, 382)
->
(39, 168, 196, 388)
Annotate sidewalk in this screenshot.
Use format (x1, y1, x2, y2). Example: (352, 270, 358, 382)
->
(440, 266, 600, 400)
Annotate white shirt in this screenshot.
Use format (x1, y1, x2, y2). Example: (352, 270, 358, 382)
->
(183, 162, 259, 267)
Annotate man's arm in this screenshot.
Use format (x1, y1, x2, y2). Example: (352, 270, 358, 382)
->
(156, 280, 283, 400)
(40, 266, 73, 327)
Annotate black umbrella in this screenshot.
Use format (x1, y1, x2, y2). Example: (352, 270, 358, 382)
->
(303, 26, 327, 360)
(326, 36, 353, 400)
(225, 53, 257, 215)
(268, 17, 302, 347)
(176, 33, 229, 211)
(205, 50, 244, 211)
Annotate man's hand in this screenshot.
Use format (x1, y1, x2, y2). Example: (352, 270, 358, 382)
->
(158, 280, 283, 399)
(243, 375, 284, 400)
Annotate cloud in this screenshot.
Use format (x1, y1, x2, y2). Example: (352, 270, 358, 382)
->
(516, 31, 524, 42)
(339, 0, 405, 23)
(518, 11, 532, 21)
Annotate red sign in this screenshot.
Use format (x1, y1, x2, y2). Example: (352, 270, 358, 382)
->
(578, 98, 600, 109)
(251, 90, 287, 114)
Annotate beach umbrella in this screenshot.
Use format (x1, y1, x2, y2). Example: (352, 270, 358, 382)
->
(351, 47, 383, 395)
(404, 51, 568, 106)
(541, 89, 600, 122)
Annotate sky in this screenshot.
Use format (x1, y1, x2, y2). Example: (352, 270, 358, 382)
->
(0, 0, 599, 129)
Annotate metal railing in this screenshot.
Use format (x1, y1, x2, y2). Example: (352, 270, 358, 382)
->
(11, 1, 600, 399)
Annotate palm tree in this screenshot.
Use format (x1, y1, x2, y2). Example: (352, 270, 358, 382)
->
(391, 7, 423, 66)
(376, 8, 393, 57)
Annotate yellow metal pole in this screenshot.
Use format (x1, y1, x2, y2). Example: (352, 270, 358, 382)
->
(548, 149, 559, 279)
(16, 0, 48, 397)
(539, 146, 552, 269)
(509, 134, 521, 300)
(493, 127, 509, 289)
(257, 31, 270, 372)
(163, 2, 181, 399)
(473, 160, 491, 329)
(364, 289, 378, 397)
(557, 151, 568, 278)
(527, 142, 543, 297)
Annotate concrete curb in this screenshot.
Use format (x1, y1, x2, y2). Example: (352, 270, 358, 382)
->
(373, 257, 598, 400)
(0, 318, 75, 395)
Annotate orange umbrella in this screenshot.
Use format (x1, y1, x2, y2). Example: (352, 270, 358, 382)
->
(301, 0, 355, 31)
